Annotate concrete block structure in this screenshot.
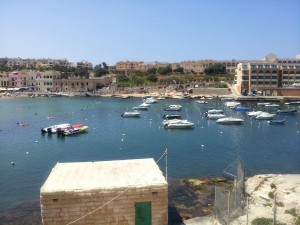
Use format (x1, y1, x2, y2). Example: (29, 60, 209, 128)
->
(40, 158, 168, 225)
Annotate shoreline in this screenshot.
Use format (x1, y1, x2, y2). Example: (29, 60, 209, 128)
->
(1, 174, 300, 225)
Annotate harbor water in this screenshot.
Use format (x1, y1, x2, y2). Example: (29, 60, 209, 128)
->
(0, 97, 300, 212)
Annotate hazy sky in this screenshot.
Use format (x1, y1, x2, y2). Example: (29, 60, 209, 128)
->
(1, 0, 299, 65)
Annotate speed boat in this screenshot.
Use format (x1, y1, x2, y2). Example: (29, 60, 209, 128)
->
(41, 123, 71, 133)
(207, 109, 224, 114)
(163, 119, 194, 129)
(132, 106, 149, 110)
(277, 109, 297, 115)
(57, 124, 84, 135)
(162, 114, 182, 120)
(232, 106, 251, 111)
(255, 112, 276, 120)
(267, 119, 286, 125)
(224, 101, 240, 108)
(206, 114, 226, 120)
(195, 100, 208, 104)
(164, 104, 182, 111)
(121, 111, 141, 117)
(63, 125, 89, 136)
(246, 111, 263, 117)
(216, 117, 244, 125)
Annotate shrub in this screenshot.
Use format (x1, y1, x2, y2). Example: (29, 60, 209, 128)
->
(251, 217, 273, 225)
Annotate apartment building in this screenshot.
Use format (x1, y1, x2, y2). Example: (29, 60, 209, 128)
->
(235, 62, 300, 96)
(76, 60, 93, 69)
(1, 57, 89, 69)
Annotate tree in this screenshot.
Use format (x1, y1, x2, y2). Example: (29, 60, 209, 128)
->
(146, 67, 157, 75)
(173, 67, 184, 73)
(117, 74, 129, 82)
(204, 63, 226, 75)
(94, 63, 108, 77)
(157, 65, 172, 75)
(146, 74, 158, 82)
(102, 62, 108, 70)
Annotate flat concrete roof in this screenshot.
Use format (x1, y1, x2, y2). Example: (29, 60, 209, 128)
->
(41, 158, 167, 193)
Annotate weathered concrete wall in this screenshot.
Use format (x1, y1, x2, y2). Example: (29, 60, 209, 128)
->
(41, 185, 168, 225)
(192, 88, 231, 96)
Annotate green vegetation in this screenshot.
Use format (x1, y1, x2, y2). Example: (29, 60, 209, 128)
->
(211, 82, 228, 88)
(285, 208, 298, 217)
(268, 191, 274, 199)
(204, 63, 226, 75)
(270, 183, 277, 189)
(251, 217, 273, 225)
(285, 208, 300, 225)
(276, 201, 284, 207)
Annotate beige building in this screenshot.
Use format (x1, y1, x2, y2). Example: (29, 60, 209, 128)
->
(52, 75, 115, 92)
(40, 158, 168, 225)
(235, 62, 300, 96)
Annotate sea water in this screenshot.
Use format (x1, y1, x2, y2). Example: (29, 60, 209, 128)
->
(0, 97, 300, 212)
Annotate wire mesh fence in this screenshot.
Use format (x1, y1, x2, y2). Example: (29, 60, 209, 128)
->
(214, 157, 247, 224)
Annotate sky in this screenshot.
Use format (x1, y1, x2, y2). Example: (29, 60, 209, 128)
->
(0, 0, 300, 66)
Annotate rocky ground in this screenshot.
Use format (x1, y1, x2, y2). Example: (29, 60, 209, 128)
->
(1, 175, 299, 225)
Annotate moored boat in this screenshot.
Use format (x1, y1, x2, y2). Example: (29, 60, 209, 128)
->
(41, 123, 70, 133)
(163, 119, 194, 129)
(277, 109, 297, 115)
(162, 114, 182, 120)
(224, 101, 240, 108)
(195, 100, 208, 104)
(121, 111, 141, 117)
(216, 117, 244, 125)
(206, 113, 226, 120)
(232, 106, 251, 111)
(255, 112, 276, 120)
(57, 123, 84, 135)
(164, 104, 182, 111)
(132, 106, 149, 110)
(267, 119, 286, 125)
(63, 125, 88, 136)
(207, 109, 223, 114)
(246, 111, 263, 117)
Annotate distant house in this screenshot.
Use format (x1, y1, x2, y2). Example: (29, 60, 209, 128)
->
(40, 158, 168, 225)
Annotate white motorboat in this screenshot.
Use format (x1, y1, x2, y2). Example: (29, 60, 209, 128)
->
(216, 117, 244, 125)
(195, 100, 208, 104)
(246, 111, 263, 117)
(257, 102, 271, 106)
(164, 104, 182, 111)
(163, 119, 194, 129)
(121, 111, 141, 117)
(206, 114, 226, 120)
(41, 123, 71, 133)
(224, 101, 240, 108)
(264, 104, 279, 107)
(139, 102, 151, 107)
(207, 109, 224, 114)
(255, 112, 276, 120)
(132, 106, 148, 110)
(143, 96, 158, 104)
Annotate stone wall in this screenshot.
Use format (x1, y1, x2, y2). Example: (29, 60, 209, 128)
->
(41, 184, 168, 225)
(192, 88, 231, 96)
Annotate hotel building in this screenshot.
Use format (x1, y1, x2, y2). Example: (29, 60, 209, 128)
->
(235, 58, 300, 96)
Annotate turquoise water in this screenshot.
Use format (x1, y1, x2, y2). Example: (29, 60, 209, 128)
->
(0, 97, 300, 211)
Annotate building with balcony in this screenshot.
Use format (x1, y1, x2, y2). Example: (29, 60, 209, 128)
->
(235, 61, 300, 96)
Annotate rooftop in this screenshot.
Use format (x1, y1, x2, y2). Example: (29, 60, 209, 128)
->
(40, 158, 167, 193)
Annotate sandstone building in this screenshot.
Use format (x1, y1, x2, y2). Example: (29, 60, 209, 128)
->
(40, 158, 168, 225)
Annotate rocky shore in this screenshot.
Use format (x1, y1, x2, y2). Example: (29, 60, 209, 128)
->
(1, 175, 299, 225)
